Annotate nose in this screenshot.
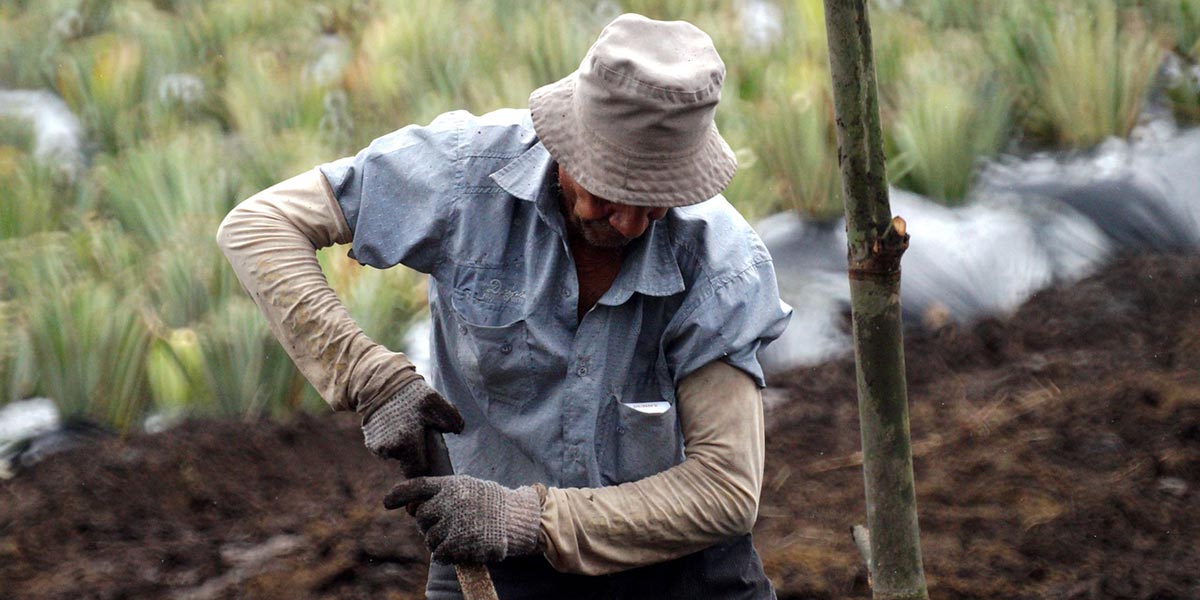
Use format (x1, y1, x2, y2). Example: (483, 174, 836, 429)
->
(608, 205, 653, 239)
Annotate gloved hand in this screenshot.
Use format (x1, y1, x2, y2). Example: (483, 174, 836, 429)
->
(361, 379, 465, 478)
(384, 475, 544, 564)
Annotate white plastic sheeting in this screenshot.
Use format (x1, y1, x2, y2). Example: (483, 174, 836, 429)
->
(0, 397, 59, 443)
(0, 89, 86, 180)
(759, 127, 1200, 375)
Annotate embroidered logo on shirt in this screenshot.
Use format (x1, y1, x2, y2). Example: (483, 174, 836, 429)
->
(470, 278, 526, 306)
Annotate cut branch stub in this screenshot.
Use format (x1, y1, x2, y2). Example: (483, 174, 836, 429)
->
(850, 215, 909, 282)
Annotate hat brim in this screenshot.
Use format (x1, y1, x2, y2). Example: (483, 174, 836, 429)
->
(530, 74, 738, 208)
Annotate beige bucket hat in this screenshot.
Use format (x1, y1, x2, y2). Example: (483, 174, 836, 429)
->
(529, 13, 737, 208)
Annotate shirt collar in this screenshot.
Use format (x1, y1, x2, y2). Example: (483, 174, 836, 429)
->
(490, 141, 553, 203)
(489, 141, 685, 301)
(598, 216, 686, 304)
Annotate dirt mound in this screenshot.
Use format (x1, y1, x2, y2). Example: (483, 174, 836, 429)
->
(2, 254, 1199, 599)
(0, 415, 430, 599)
(761, 254, 1200, 599)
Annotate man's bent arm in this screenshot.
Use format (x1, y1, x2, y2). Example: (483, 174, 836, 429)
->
(540, 360, 765, 575)
(215, 168, 423, 414)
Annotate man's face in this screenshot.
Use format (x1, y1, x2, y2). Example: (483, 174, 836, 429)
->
(557, 165, 668, 250)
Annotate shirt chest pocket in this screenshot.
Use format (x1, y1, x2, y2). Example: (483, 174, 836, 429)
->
(447, 274, 536, 408)
(599, 349, 684, 484)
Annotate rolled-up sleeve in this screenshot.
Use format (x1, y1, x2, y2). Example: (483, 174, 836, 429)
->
(320, 110, 466, 275)
(663, 259, 793, 388)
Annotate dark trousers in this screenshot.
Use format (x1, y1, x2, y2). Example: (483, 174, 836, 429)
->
(427, 534, 775, 600)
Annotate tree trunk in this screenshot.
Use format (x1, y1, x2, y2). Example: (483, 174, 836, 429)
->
(821, 2, 929, 599)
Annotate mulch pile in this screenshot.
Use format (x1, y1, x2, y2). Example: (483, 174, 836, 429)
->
(2, 254, 1198, 599)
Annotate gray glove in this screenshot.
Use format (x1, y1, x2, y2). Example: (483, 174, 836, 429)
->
(361, 379, 465, 478)
(383, 475, 543, 564)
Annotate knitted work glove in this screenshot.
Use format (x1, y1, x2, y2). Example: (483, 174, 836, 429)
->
(384, 475, 543, 564)
(361, 379, 465, 478)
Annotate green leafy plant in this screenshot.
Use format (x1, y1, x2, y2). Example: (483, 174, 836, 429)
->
(344, 0, 478, 131)
(25, 279, 153, 429)
(992, 1, 1162, 147)
(1, 223, 151, 426)
(55, 32, 148, 153)
(93, 127, 236, 245)
(0, 152, 76, 240)
(0, 301, 28, 404)
(748, 65, 843, 219)
(886, 41, 1011, 202)
(900, 0, 999, 32)
(0, 117, 34, 150)
(194, 297, 315, 418)
(493, 2, 593, 89)
(146, 220, 240, 329)
(1166, 65, 1200, 124)
(221, 37, 329, 141)
(146, 327, 208, 415)
(1124, 0, 1200, 56)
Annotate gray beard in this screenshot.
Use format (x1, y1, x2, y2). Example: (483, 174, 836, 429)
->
(552, 177, 630, 249)
(577, 218, 630, 248)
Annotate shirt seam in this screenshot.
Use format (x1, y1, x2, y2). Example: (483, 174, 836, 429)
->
(663, 258, 774, 386)
(435, 116, 468, 277)
(676, 257, 774, 326)
(466, 150, 526, 160)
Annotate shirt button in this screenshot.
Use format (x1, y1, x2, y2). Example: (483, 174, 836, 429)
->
(560, 286, 571, 298)
(576, 365, 588, 377)
(500, 343, 512, 354)
(458, 325, 467, 335)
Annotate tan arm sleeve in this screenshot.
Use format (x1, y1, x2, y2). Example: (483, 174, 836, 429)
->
(539, 360, 765, 575)
(215, 168, 423, 414)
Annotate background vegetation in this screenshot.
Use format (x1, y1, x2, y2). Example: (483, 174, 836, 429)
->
(1, 0, 1198, 430)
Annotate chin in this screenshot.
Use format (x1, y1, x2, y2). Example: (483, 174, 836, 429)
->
(578, 223, 627, 249)
(583, 232, 630, 249)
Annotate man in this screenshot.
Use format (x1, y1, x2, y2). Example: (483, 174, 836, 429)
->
(217, 13, 791, 599)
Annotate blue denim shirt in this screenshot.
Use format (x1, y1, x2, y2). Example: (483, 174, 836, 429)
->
(321, 109, 792, 489)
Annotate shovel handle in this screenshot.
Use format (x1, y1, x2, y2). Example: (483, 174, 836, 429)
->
(423, 430, 499, 600)
(424, 427, 456, 478)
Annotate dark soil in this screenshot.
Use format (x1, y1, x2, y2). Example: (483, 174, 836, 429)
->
(2, 254, 1199, 600)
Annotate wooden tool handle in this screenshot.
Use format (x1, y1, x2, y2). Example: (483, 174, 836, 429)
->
(454, 564, 499, 600)
(424, 428, 456, 478)
(423, 430, 499, 600)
